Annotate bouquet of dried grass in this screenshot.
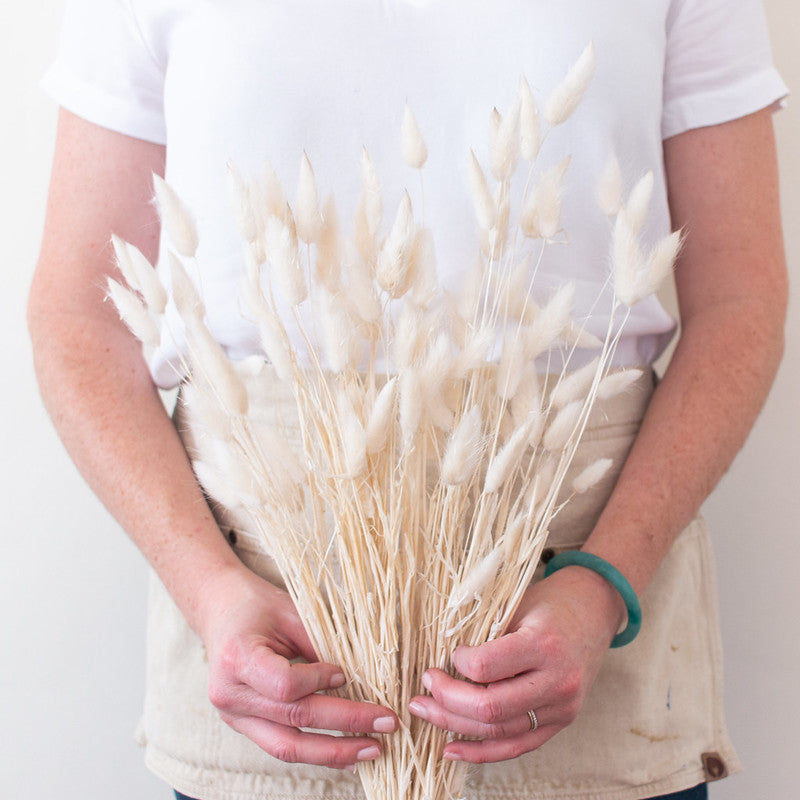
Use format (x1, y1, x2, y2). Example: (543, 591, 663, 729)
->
(109, 44, 677, 800)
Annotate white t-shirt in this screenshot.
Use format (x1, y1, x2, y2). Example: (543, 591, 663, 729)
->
(43, 0, 786, 389)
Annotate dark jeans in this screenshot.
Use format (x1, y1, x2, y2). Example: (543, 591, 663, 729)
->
(175, 783, 708, 800)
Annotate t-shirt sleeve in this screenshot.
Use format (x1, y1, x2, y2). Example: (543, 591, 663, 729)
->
(41, 0, 166, 144)
(662, 0, 788, 139)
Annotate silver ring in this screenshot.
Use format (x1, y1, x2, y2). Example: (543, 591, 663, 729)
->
(527, 709, 539, 732)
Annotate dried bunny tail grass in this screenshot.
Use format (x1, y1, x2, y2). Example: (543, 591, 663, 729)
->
(264, 212, 308, 306)
(376, 190, 416, 297)
(549, 356, 602, 409)
(484, 420, 532, 494)
(597, 368, 644, 401)
(336, 387, 368, 478)
(446, 546, 504, 612)
(315, 194, 342, 292)
(365, 377, 398, 454)
(511, 366, 542, 427)
(624, 170, 655, 236)
(542, 398, 583, 453)
(409, 227, 439, 308)
(401, 102, 428, 169)
(394, 301, 428, 369)
(490, 181, 512, 254)
(525, 281, 575, 358)
(520, 156, 570, 240)
(260, 160, 288, 219)
(319, 286, 362, 373)
(153, 174, 199, 258)
(518, 76, 542, 162)
(596, 154, 623, 217)
(490, 95, 521, 181)
(613, 221, 681, 307)
(241, 255, 294, 383)
(544, 41, 596, 126)
(417, 332, 456, 430)
(563, 320, 604, 350)
(441, 405, 485, 486)
(295, 152, 324, 245)
(496, 333, 529, 401)
(106, 278, 161, 347)
(192, 458, 250, 513)
(399, 369, 423, 449)
(169, 252, 206, 322)
(111, 235, 168, 313)
(467, 150, 497, 231)
(358, 147, 383, 237)
(453, 323, 495, 376)
(571, 457, 614, 494)
(342, 241, 382, 324)
(185, 317, 249, 416)
(227, 163, 259, 243)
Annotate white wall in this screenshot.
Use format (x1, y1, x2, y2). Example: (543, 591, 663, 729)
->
(1, 2, 796, 799)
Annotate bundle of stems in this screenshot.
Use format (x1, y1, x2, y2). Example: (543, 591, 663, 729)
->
(109, 44, 679, 800)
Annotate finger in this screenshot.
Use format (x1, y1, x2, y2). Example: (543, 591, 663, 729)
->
(451, 626, 543, 684)
(409, 693, 539, 740)
(421, 668, 547, 726)
(216, 683, 399, 734)
(442, 726, 557, 764)
(239, 646, 347, 702)
(224, 714, 383, 768)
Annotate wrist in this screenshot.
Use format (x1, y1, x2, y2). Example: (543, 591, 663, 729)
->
(544, 550, 641, 647)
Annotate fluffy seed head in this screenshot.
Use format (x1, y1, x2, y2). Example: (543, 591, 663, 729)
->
(265, 213, 307, 306)
(401, 103, 428, 169)
(490, 97, 521, 181)
(572, 457, 614, 494)
(596, 155, 623, 217)
(106, 278, 161, 347)
(544, 41, 596, 126)
(441, 405, 485, 486)
(366, 377, 398, 454)
(467, 150, 497, 230)
(295, 152, 324, 244)
(543, 399, 583, 453)
(597, 368, 644, 401)
(518, 76, 541, 161)
(520, 156, 570, 240)
(153, 175, 199, 258)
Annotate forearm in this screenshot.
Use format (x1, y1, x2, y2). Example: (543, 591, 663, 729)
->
(29, 307, 244, 636)
(582, 297, 785, 596)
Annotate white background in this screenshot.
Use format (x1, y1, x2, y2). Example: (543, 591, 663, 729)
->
(1, 2, 797, 798)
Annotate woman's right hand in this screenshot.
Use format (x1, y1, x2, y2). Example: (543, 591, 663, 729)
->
(199, 563, 398, 769)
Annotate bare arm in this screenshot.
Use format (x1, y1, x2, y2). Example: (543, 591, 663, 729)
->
(410, 108, 788, 761)
(28, 110, 396, 768)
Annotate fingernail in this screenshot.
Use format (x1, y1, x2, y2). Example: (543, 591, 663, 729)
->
(421, 671, 433, 691)
(357, 745, 381, 761)
(373, 715, 397, 733)
(408, 700, 427, 718)
(442, 751, 462, 761)
(330, 673, 346, 688)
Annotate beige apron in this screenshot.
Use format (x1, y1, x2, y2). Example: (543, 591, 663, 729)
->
(138, 367, 740, 800)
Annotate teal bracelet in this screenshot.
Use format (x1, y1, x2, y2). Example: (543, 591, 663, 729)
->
(543, 551, 642, 648)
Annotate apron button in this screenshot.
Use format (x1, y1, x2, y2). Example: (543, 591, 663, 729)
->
(701, 752, 728, 781)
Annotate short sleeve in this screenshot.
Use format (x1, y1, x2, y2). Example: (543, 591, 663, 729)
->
(662, 0, 788, 139)
(41, 0, 166, 144)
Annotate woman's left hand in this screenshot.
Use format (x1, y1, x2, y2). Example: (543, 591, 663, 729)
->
(408, 565, 626, 763)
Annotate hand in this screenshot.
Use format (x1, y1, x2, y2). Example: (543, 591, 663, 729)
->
(408, 565, 625, 763)
(199, 563, 399, 769)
